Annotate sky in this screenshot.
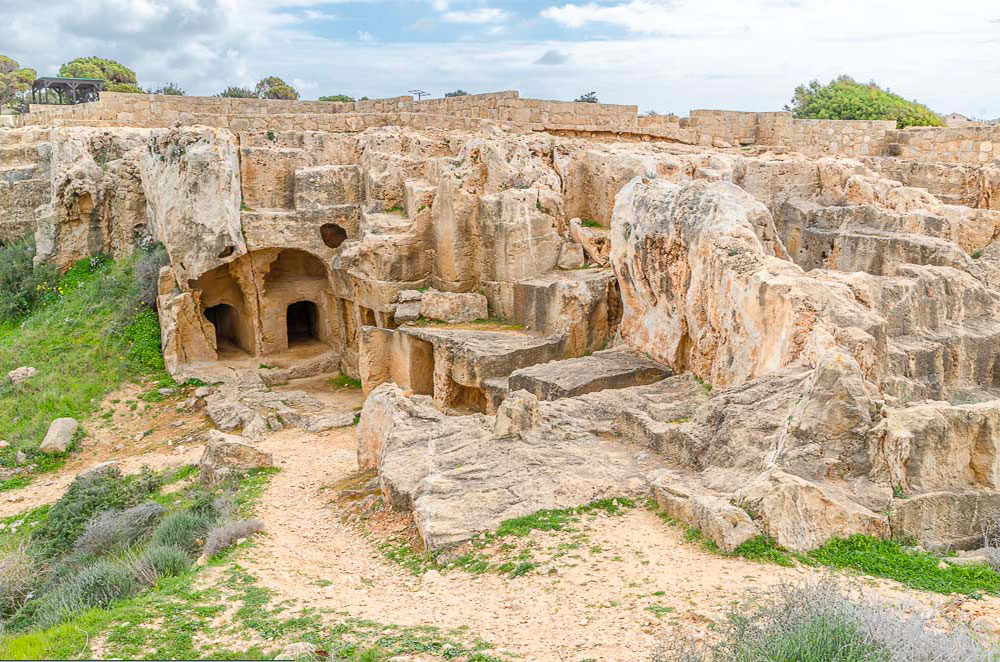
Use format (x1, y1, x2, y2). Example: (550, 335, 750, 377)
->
(2, 0, 999, 118)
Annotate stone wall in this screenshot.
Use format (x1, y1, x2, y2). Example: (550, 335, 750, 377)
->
(688, 110, 760, 145)
(10, 92, 1000, 169)
(889, 125, 1000, 164)
(688, 110, 894, 156)
(16, 91, 640, 133)
(761, 114, 895, 157)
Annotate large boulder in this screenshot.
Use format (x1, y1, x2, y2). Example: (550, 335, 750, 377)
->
(358, 383, 653, 550)
(493, 390, 540, 438)
(736, 470, 888, 552)
(653, 482, 760, 553)
(39, 418, 78, 454)
(199, 430, 274, 485)
(610, 177, 861, 388)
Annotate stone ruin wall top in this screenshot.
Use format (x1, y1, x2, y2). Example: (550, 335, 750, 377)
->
(9, 91, 1000, 166)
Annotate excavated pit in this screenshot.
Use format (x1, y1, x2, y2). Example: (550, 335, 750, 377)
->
(6, 98, 1000, 556)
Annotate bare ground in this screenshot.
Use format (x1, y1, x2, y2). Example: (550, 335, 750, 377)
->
(5, 375, 1000, 661)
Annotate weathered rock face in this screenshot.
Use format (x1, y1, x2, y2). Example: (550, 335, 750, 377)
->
(607, 174, 1000, 551)
(357, 382, 655, 550)
(140, 127, 245, 285)
(612, 178, 854, 387)
(10, 106, 1000, 555)
(199, 429, 274, 485)
(419, 290, 488, 323)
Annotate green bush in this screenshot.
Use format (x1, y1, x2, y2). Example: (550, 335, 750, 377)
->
(0, 543, 40, 619)
(73, 502, 165, 556)
(134, 242, 169, 309)
(31, 559, 138, 629)
(0, 237, 58, 323)
(129, 544, 190, 586)
(150, 511, 213, 557)
(32, 466, 162, 557)
(653, 580, 994, 662)
(202, 518, 264, 559)
(786, 76, 943, 128)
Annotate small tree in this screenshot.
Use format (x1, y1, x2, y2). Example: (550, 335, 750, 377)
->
(319, 94, 354, 102)
(785, 75, 943, 128)
(574, 91, 598, 103)
(444, 89, 469, 97)
(217, 86, 257, 98)
(0, 56, 35, 111)
(60, 56, 143, 93)
(255, 76, 299, 100)
(149, 83, 185, 96)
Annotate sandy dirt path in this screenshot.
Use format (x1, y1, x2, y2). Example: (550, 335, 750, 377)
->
(6, 376, 998, 661)
(241, 399, 979, 662)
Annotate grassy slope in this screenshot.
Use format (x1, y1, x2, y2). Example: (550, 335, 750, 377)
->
(0, 256, 169, 487)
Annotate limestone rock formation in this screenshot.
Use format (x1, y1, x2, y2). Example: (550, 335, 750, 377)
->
(199, 429, 274, 485)
(6, 90, 1000, 555)
(39, 418, 78, 454)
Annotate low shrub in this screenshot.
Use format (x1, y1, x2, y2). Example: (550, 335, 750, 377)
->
(653, 580, 996, 662)
(202, 518, 264, 559)
(150, 511, 213, 557)
(132, 243, 170, 309)
(0, 237, 58, 323)
(32, 466, 162, 556)
(128, 544, 190, 586)
(31, 559, 138, 629)
(73, 502, 165, 556)
(0, 543, 40, 619)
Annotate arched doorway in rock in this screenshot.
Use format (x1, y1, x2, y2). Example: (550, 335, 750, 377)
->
(204, 303, 248, 356)
(286, 300, 320, 347)
(192, 261, 256, 359)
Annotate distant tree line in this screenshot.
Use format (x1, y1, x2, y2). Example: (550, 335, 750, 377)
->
(0, 55, 952, 128)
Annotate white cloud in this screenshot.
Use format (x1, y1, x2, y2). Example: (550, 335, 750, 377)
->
(442, 8, 510, 24)
(358, 30, 375, 42)
(542, 1, 682, 33)
(302, 9, 337, 21)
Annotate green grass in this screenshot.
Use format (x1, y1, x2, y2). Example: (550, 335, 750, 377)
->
(644, 604, 675, 619)
(731, 535, 796, 567)
(380, 498, 635, 580)
(807, 535, 1000, 596)
(650, 490, 1000, 596)
(492, 498, 634, 539)
(744, 614, 890, 662)
(0, 469, 278, 659)
(580, 219, 603, 228)
(329, 374, 362, 390)
(0, 255, 171, 484)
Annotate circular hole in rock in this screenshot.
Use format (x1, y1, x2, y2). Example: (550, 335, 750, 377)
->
(320, 223, 347, 249)
(218, 245, 235, 258)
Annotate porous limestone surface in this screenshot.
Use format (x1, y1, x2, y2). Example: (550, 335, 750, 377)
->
(7, 102, 1000, 554)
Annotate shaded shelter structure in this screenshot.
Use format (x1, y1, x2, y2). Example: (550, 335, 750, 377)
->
(31, 77, 105, 106)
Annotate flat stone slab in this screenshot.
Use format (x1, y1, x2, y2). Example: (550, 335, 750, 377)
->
(507, 348, 671, 401)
